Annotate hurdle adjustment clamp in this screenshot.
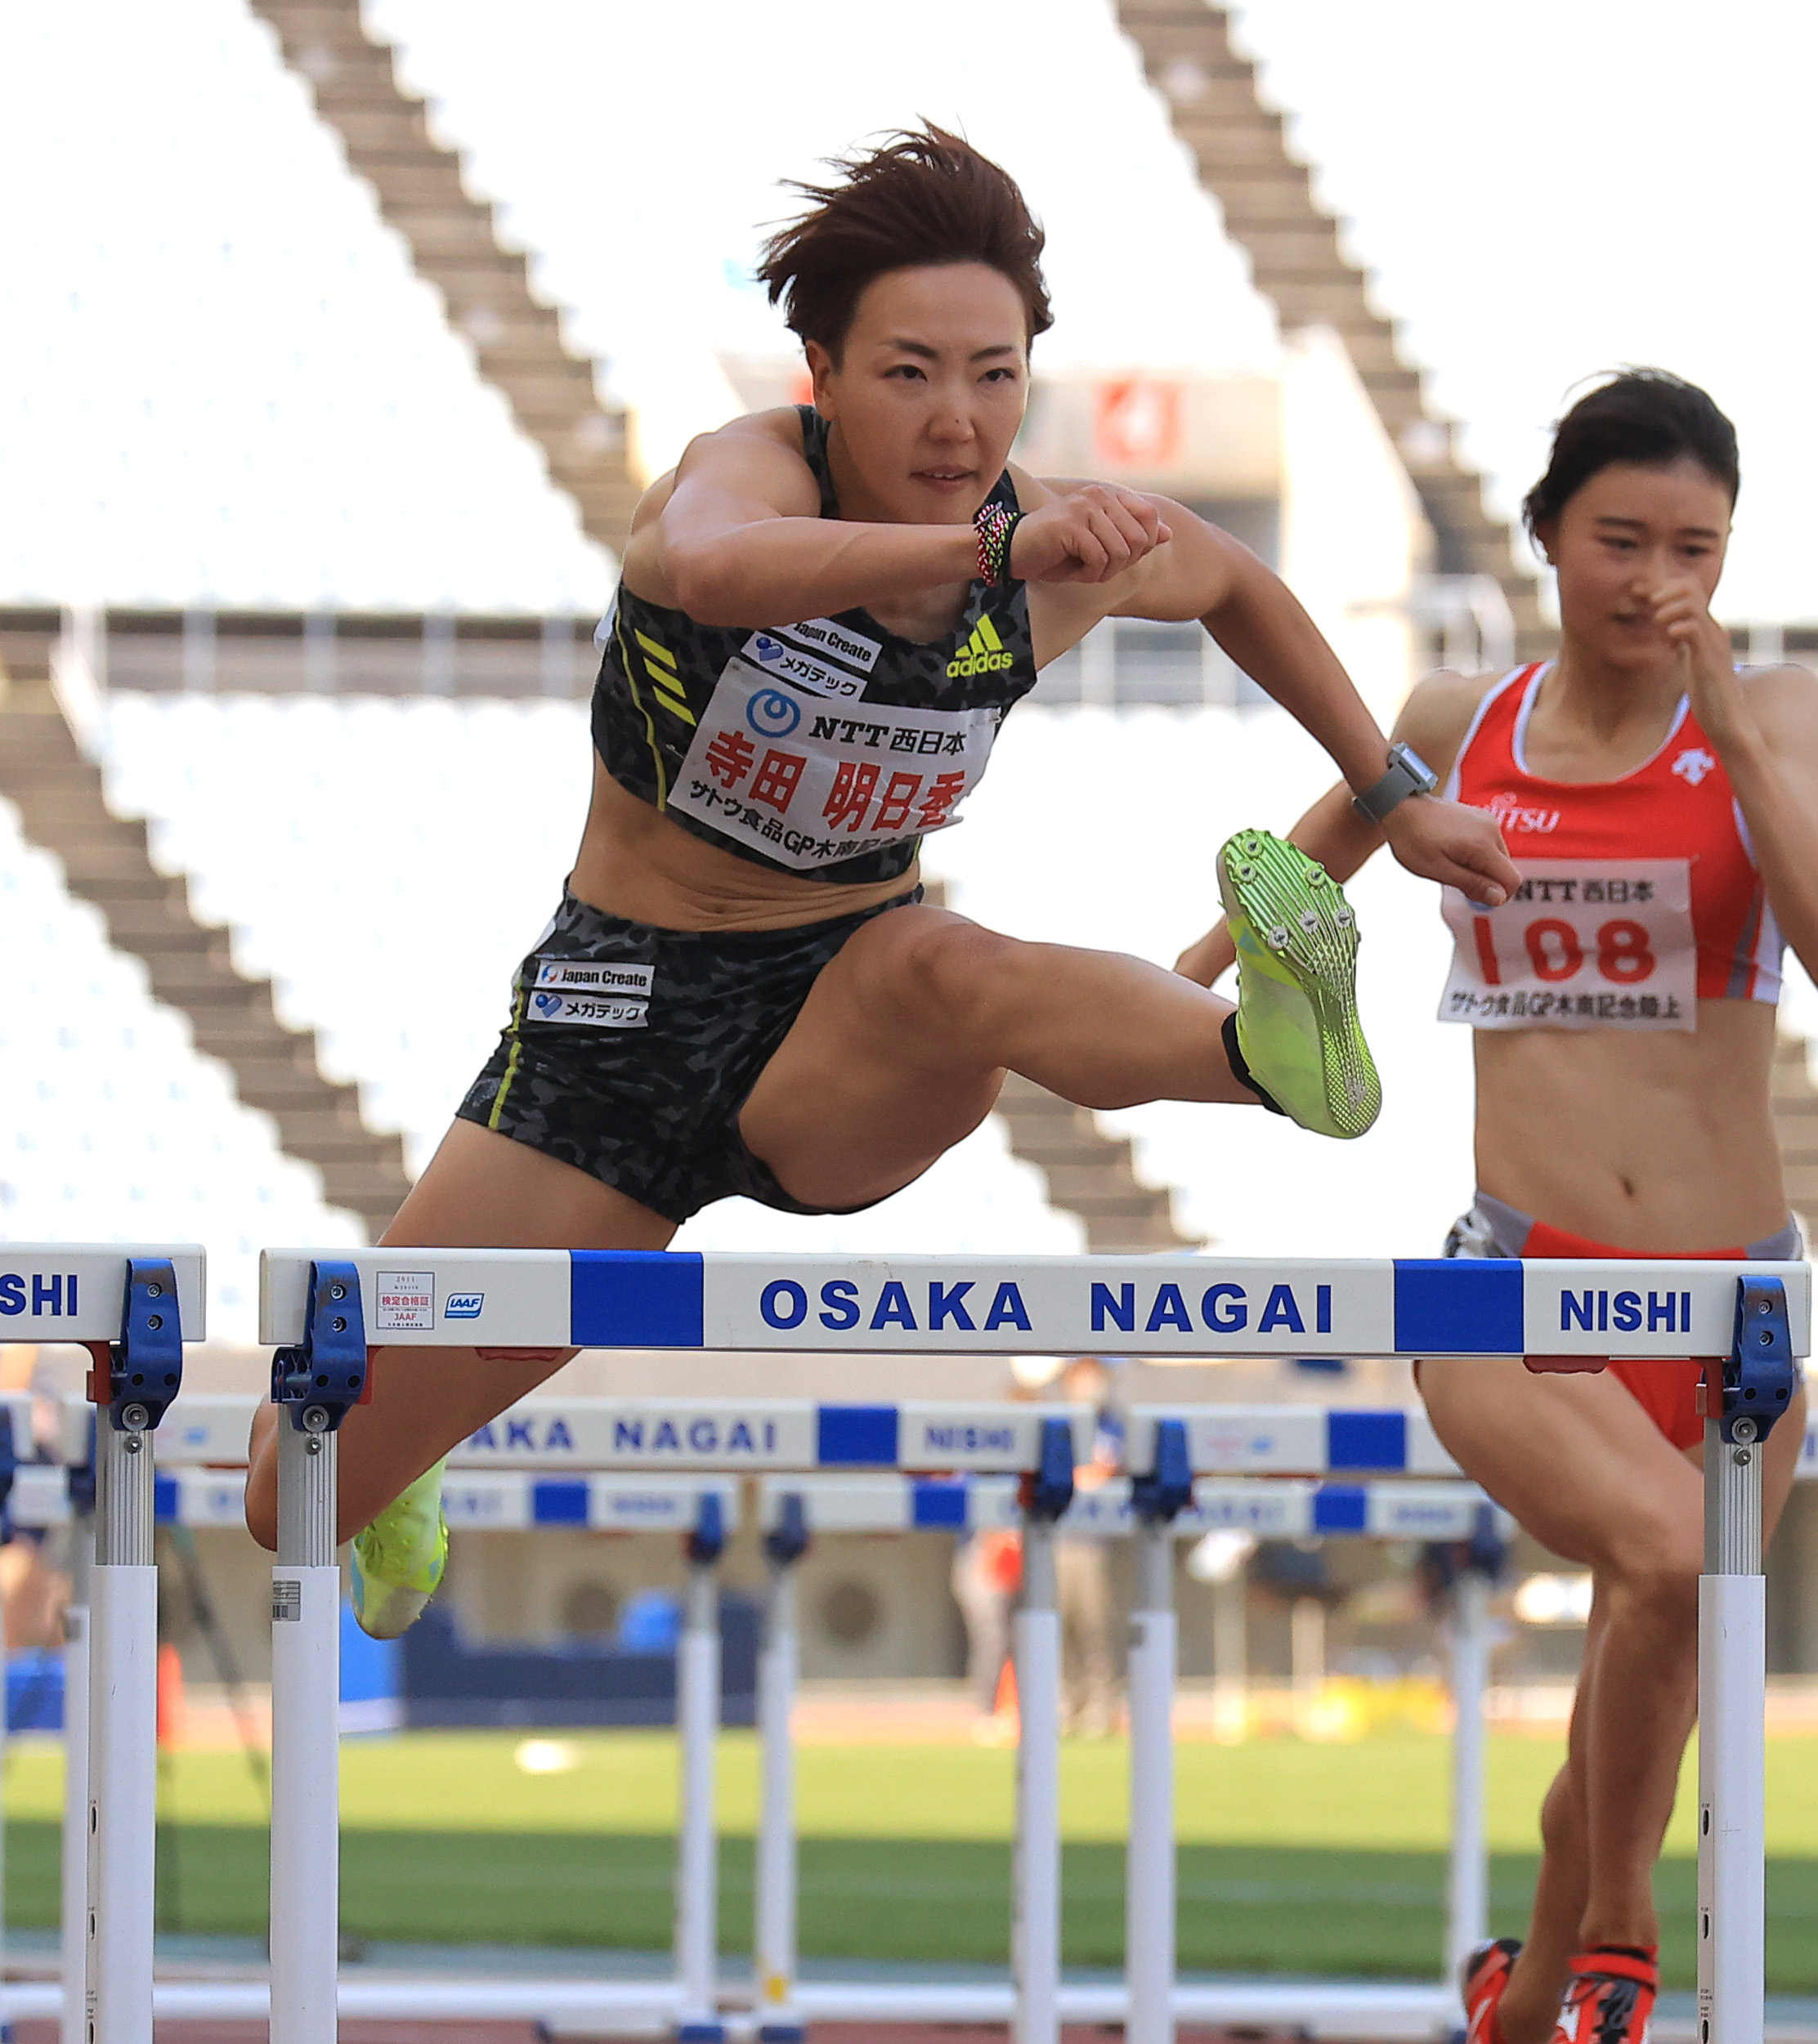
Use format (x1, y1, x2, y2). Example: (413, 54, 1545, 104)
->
(763, 1490, 810, 1568)
(1021, 1415, 1077, 1524)
(685, 1489, 726, 1567)
(271, 1259, 368, 1434)
(1131, 1417, 1192, 1527)
(1717, 1275, 1796, 1445)
(89, 1256, 186, 1433)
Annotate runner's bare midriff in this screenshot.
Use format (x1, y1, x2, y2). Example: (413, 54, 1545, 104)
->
(569, 763, 923, 932)
(1472, 996, 1786, 1249)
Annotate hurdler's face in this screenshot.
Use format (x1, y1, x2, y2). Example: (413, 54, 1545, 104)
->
(808, 262, 1030, 526)
(1540, 458, 1732, 673)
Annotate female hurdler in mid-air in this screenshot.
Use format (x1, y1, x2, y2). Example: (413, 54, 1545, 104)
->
(245, 127, 1516, 1619)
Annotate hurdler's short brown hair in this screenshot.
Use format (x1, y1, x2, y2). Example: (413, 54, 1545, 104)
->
(756, 125, 1054, 360)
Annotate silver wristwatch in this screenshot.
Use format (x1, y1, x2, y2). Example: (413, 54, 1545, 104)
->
(1352, 741, 1439, 825)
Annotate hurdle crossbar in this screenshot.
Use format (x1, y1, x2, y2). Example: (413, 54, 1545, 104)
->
(119, 1387, 1818, 1479)
(257, 1247, 1810, 1359)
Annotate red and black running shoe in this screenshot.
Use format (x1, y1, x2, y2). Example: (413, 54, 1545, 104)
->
(1553, 1946, 1658, 2044)
(1462, 1938, 1523, 2044)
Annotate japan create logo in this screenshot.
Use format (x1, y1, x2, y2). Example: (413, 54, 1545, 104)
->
(444, 1294, 485, 1320)
(1671, 746, 1717, 787)
(747, 687, 801, 737)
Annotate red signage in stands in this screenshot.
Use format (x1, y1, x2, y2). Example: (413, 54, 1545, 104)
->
(1095, 379, 1183, 467)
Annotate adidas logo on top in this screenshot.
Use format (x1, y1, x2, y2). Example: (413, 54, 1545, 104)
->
(947, 612, 1014, 678)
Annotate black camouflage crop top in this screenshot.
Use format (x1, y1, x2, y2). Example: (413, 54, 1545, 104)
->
(591, 405, 1037, 885)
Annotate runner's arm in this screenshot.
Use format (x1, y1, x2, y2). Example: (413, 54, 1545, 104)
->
(1646, 580, 1818, 986)
(638, 419, 1171, 628)
(1103, 505, 1516, 918)
(1174, 669, 1493, 986)
(629, 417, 975, 625)
(1699, 664, 1818, 986)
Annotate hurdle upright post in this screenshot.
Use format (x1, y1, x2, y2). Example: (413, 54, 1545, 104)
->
(1699, 1277, 1795, 2044)
(1444, 1505, 1504, 1990)
(1012, 1417, 1075, 2044)
(268, 1261, 369, 2044)
(755, 1491, 808, 2044)
(674, 1491, 727, 2043)
(1126, 1420, 1192, 2044)
(85, 1259, 185, 2044)
(60, 1517, 92, 2044)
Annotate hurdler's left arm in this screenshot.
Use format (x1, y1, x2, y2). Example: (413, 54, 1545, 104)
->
(1117, 503, 1516, 905)
(1704, 668, 1818, 981)
(1655, 581, 1818, 981)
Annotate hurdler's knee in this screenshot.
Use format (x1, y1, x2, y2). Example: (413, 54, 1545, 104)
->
(1607, 1541, 1701, 1616)
(884, 912, 1018, 1031)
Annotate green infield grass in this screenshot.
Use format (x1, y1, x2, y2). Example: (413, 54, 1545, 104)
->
(5, 1730, 1816, 1988)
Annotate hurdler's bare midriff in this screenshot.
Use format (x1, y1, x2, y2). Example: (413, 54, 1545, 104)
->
(568, 762, 922, 933)
(1473, 1000, 1787, 1250)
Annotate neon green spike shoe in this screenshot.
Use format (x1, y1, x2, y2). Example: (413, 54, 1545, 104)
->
(1216, 827, 1381, 1140)
(351, 1459, 449, 1639)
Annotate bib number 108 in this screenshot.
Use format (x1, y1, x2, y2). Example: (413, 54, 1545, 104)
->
(1473, 916, 1655, 986)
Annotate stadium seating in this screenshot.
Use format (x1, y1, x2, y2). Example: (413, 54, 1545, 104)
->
(0, 796, 360, 1343)
(0, 0, 610, 616)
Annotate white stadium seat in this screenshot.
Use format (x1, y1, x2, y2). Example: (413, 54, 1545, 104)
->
(0, 796, 362, 1341)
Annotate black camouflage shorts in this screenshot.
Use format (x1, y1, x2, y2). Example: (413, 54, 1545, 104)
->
(457, 886, 920, 1223)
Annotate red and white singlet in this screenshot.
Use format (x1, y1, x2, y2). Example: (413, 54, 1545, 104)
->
(1440, 663, 1782, 1031)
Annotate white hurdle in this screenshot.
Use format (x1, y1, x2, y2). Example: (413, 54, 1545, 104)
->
(249, 1245, 1807, 2044)
(0, 1244, 206, 2044)
(676, 1486, 728, 2044)
(15, 1398, 1502, 2036)
(747, 1464, 1503, 2044)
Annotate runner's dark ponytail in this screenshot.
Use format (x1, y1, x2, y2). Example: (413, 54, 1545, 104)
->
(1523, 369, 1739, 548)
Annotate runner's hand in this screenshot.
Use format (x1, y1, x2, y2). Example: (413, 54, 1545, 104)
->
(1009, 485, 1171, 584)
(1650, 578, 1756, 753)
(1380, 795, 1516, 906)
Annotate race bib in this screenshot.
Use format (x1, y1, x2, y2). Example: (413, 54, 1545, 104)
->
(1439, 858, 1696, 1031)
(669, 646, 996, 872)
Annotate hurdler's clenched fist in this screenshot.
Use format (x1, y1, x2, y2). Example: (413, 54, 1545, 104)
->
(1009, 483, 1172, 584)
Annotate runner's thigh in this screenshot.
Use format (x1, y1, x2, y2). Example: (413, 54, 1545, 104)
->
(739, 904, 1013, 1209)
(1416, 1355, 1704, 1579)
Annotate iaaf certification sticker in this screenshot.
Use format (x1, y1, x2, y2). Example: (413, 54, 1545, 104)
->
(374, 1271, 436, 1332)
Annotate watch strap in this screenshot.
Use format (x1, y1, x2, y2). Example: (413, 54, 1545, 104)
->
(1352, 742, 1439, 825)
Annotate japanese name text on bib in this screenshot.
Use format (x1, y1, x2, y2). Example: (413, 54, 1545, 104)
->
(669, 628, 998, 873)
